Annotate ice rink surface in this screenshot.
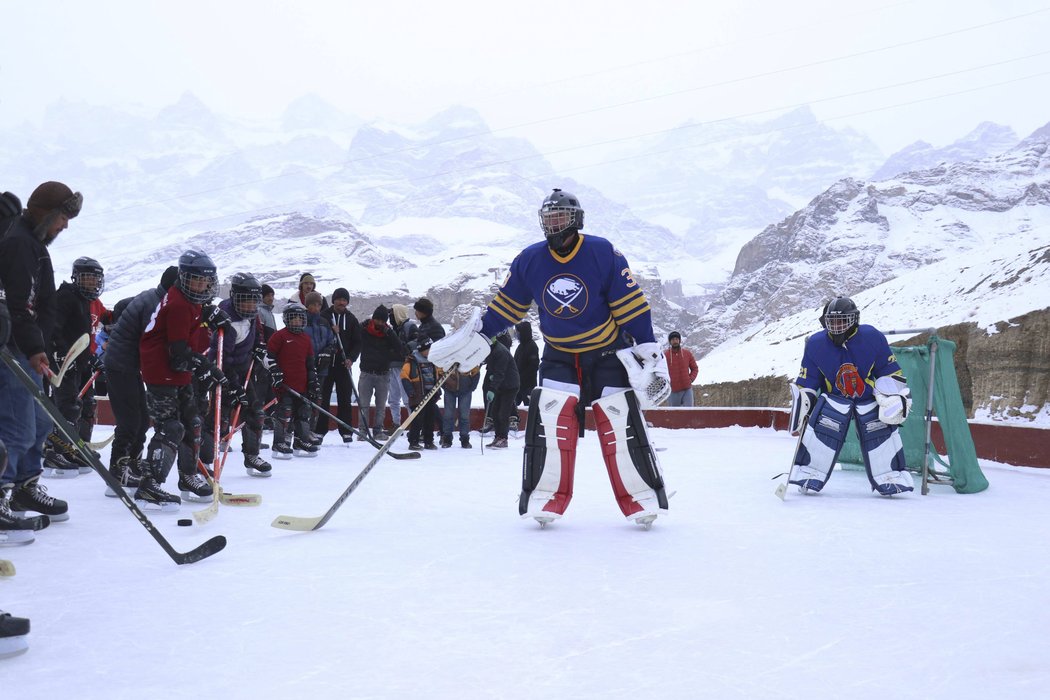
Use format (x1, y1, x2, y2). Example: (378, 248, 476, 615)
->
(3, 425, 1048, 699)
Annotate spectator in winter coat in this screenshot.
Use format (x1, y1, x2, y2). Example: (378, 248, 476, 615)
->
(303, 292, 337, 430)
(290, 273, 328, 311)
(413, 297, 446, 342)
(315, 287, 362, 442)
(103, 266, 178, 482)
(258, 284, 277, 339)
(483, 332, 520, 449)
(401, 336, 440, 450)
(513, 321, 539, 406)
(358, 305, 403, 439)
(439, 365, 479, 449)
(663, 331, 698, 407)
(0, 181, 83, 533)
(386, 303, 416, 426)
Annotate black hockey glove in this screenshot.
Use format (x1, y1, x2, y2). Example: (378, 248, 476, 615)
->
(88, 354, 105, 376)
(317, 345, 335, 372)
(270, 367, 285, 389)
(252, 344, 268, 365)
(308, 377, 321, 402)
(226, 384, 249, 407)
(201, 304, 233, 334)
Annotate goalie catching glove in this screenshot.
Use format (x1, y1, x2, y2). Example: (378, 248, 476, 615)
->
(428, 308, 491, 372)
(616, 342, 671, 408)
(874, 375, 912, 425)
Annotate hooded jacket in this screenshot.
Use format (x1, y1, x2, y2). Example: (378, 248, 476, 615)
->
(0, 214, 57, 357)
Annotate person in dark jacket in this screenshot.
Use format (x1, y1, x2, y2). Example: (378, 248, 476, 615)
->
(514, 321, 539, 406)
(484, 332, 520, 449)
(315, 287, 361, 442)
(401, 336, 440, 450)
(102, 266, 179, 487)
(0, 182, 82, 529)
(302, 292, 336, 441)
(358, 305, 403, 439)
(413, 297, 446, 342)
(385, 303, 416, 429)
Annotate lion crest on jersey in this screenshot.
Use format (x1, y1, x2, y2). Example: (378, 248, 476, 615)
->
(835, 363, 865, 398)
(542, 274, 588, 318)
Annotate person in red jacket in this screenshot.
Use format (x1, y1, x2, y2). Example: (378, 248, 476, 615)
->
(138, 250, 230, 509)
(266, 302, 318, 459)
(663, 331, 698, 407)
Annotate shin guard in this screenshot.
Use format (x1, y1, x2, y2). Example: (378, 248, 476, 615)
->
(592, 389, 668, 521)
(788, 394, 852, 493)
(855, 401, 914, 495)
(519, 387, 579, 520)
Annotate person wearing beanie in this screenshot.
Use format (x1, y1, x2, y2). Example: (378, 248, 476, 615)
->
(258, 284, 277, 339)
(0, 182, 84, 533)
(413, 297, 446, 343)
(663, 331, 698, 407)
(290, 273, 328, 310)
(316, 286, 361, 442)
(301, 291, 337, 444)
(385, 303, 417, 428)
(357, 304, 404, 439)
(101, 265, 185, 486)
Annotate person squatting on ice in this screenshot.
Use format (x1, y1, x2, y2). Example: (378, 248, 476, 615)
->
(429, 188, 672, 528)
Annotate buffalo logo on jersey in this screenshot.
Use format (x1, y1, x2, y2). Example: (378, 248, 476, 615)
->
(835, 363, 865, 398)
(543, 275, 588, 318)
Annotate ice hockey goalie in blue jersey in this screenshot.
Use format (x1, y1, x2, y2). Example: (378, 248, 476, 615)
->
(787, 296, 915, 496)
(428, 188, 672, 528)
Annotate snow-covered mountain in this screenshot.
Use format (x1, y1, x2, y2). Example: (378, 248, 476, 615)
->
(871, 121, 1019, 181)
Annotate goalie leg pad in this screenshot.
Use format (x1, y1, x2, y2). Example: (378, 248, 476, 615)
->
(592, 389, 669, 520)
(788, 394, 853, 492)
(855, 401, 913, 495)
(519, 387, 579, 519)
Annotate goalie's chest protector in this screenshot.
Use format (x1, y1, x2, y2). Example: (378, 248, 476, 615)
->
(490, 235, 651, 353)
(796, 325, 902, 401)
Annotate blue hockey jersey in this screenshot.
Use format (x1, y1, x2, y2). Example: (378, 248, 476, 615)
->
(795, 324, 904, 400)
(481, 234, 656, 352)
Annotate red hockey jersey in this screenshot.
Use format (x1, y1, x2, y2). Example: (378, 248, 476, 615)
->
(267, 328, 314, 393)
(139, 286, 204, 386)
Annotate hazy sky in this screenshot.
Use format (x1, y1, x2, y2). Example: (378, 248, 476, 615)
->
(2, 0, 1048, 158)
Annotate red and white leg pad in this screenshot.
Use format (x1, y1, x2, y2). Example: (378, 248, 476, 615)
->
(519, 387, 579, 521)
(592, 389, 669, 523)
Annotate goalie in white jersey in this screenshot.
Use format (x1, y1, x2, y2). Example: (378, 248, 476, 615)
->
(430, 189, 672, 528)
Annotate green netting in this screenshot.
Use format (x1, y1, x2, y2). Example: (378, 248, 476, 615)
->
(839, 336, 988, 494)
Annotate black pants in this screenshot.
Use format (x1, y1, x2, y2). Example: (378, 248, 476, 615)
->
(407, 398, 439, 446)
(54, 360, 96, 442)
(107, 366, 148, 466)
(490, 387, 518, 440)
(314, 363, 354, 437)
(144, 383, 199, 481)
(202, 365, 264, 457)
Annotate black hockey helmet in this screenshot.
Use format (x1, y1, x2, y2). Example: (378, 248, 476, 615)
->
(538, 188, 584, 251)
(229, 272, 263, 320)
(177, 250, 217, 304)
(71, 256, 104, 300)
(822, 296, 859, 345)
(283, 302, 307, 334)
(415, 335, 433, 352)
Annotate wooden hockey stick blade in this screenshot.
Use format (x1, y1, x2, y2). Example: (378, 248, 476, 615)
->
(192, 496, 219, 525)
(220, 490, 262, 506)
(774, 481, 788, 501)
(88, 433, 116, 450)
(270, 514, 324, 531)
(50, 333, 90, 387)
(0, 559, 15, 577)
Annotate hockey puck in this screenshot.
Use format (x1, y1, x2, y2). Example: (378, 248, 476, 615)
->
(177, 519, 193, 527)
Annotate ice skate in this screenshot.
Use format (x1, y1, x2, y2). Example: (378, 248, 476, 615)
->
(293, 438, 319, 457)
(178, 473, 214, 503)
(105, 457, 142, 497)
(9, 475, 69, 523)
(42, 449, 81, 479)
(133, 477, 181, 512)
(0, 610, 30, 659)
(1, 488, 50, 546)
(271, 439, 293, 460)
(244, 454, 273, 477)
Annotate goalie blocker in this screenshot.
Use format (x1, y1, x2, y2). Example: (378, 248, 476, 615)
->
(520, 386, 669, 525)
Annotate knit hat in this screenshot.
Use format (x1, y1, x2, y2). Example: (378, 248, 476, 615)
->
(27, 181, 82, 219)
(373, 304, 389, 321)
(299, 273, 316, 289)
(332, 287, 350, 302)
(413, 297, 434, 316)
(160, 265, 179, 290)
(668, 331, 682, 342)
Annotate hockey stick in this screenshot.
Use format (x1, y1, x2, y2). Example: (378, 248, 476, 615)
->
(0, 559, 14, 577)
(1, 348, 226, 564)
(271, 366, 457, 531)
(218, 359, 254, 474)
(47, 333, 90, 387)
(479, 398, 493, 455)
(286, 383, 421, 460)
(775, 420, 809, 501)
(219, 397, 277, 445)
(78, 369, 101, 399)
(88, 433, 116, 450)
(344, 371, 421, 459)
(193, 458, 262, 511)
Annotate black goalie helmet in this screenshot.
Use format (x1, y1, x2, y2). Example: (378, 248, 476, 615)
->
(229, 272, 263, 320)
(71, 256, 104, 300)
(538, 188, 584, 250)
(283, 302, 307, 334)
(821, 296, 859, 345)
(177, 250, 217, 305)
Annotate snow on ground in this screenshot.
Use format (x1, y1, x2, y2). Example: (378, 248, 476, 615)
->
(3, 425, 1048, 699)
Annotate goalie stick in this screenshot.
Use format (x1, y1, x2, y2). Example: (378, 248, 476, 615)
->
(774, 420, 809, 501)
(1, 348, 226, 565)
(271, 365, 457, 532)
(282, 384, 420, 460)
(46, 333, 90, 388)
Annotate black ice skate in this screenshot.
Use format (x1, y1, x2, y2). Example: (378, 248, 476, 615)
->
(293, 438, 319, 458)
(133, 477, 181, 512)
(271, 439, 293, 460)
(244, 454, 273, 478)
(178, 473, 214, 503)
(0, 610, 30, 659)
(9, 475, 69, 522)
(0, 488, 50, 547)
(105, 457, 142, 498)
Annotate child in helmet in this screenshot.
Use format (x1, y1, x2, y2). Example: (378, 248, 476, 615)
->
(266, 302, 318, 459)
